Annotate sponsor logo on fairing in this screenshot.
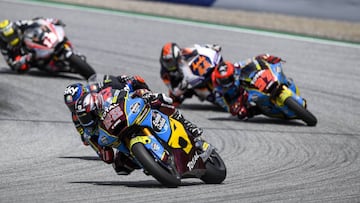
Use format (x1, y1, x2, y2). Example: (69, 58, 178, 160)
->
(187, 152, 200, 171)
(251, 70, 265, 85)
(151, 112, 166, 132)
(130, 102, 140, 114)
(101, 103, 120, 120)
(151, 143, 160, 152)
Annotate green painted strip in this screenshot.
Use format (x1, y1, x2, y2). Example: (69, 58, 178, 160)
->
(18, 0, 360, 48)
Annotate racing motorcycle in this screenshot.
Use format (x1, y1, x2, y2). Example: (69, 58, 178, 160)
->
(239, 60, 317, 126)
(169, 45, 222, 107)
(97, 88, 227, 187)
(22, 19, 95, 79)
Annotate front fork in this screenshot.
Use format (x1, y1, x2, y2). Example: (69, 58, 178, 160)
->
(272, 85, 306, 108)
(129, 128, 177, 173)
(272, 85, 293, 106)
(129, 128, 169, 162)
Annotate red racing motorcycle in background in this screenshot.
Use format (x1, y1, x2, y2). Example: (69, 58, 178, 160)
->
(22, 19, 95, 80)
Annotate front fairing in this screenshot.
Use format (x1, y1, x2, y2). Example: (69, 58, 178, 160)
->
(245, 63, 306, 118)
(126, 95, 204, 174)
(98, 90, 205, 175)
(23, 21, 65, 59)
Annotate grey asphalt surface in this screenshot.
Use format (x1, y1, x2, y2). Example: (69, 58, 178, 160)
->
(213, 0, 360, 22)
(1, 0, 360, 202)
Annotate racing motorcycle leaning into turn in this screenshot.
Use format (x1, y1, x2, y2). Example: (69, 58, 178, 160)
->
(96, 87, 227, 187)
(165, 44, 223, 107)
(237, 58, 317, 126)
(22, 18, 95, 79)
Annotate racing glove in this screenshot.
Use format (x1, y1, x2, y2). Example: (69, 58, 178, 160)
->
(205, 44, 222, 52)
(54, 19, 66, 27)
(229, 90, 250, 120)
(256, 54, 283, 64)
(11, 53, 33, 72)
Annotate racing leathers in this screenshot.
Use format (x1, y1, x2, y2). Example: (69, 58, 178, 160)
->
(0, 17, 64, 73)
(212, 54, 283, 120)
(160, 44, 223, 106)
(73, 74, 150, 174)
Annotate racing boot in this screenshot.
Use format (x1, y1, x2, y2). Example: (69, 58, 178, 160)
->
(112, 152, 140, 175)
(171, 110, 208, 151)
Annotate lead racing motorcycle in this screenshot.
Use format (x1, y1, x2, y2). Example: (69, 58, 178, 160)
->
(97, 88, 227, 187)
(239, 59, 317, 126)
(22, 18, 95, 79)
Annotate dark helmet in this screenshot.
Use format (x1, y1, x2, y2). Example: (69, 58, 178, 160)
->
(0, 19, 21, 49)
(160, 42, 181, 72)
(75, 92, 103, 127)
(211, 61, 235, 88)
(64, 83, 88, 113)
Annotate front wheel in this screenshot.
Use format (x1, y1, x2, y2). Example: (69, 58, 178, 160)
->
(200, 150, 227, 184)
(68, 54, 96, 80)
(131, 143, 181, 188)
(285, 97, 317, 126)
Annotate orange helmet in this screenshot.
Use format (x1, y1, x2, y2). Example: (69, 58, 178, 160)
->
(212, 61, 235, 88)
(160, 42, 181, 71)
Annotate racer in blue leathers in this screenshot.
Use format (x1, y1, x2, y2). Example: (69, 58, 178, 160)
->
(65, 74, 204, 175)
(64, 74, 150, 174)
(211, 54, 282, 120)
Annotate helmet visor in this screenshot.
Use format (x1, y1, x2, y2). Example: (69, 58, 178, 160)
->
(161, 58, 177, 71)
(217, 76, 234, 88)
(77, 111, 95, 127)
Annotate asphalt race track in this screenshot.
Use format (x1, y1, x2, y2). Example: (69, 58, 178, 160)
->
(0, 1, 360, 202)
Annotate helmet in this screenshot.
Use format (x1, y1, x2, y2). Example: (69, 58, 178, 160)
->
(160, 42, 181, 71)
(64, 83, 88, 113)
(75, 92, 103, 127)
(212, 61, 235, 88)
(0, 19, 21, 49)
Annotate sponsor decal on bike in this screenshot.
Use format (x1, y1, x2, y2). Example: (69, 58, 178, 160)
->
(130, 102, 140, 114)
(187, 151, 200, 171)
(100, 135, 109, 145)
(250, 70, 265, 86)
(152, 111, 166, 132)
(101, 104, 124, 130)
(151, 142, 160, 152)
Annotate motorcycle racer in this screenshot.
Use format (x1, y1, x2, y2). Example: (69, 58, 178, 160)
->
(159, 42, 223, 106)
(64, 74, 150, 174)
(211, 54, 282, 120)
(65, 74, 204, 175)
(0, 17, 64, 73)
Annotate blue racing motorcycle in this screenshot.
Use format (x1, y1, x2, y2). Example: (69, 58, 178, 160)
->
(239, 60, 317, 126)
(97, 88, 226, 187)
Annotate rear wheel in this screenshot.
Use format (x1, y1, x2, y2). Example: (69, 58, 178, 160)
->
(131, 143, 181, 188)
(285, 97, 317, 126)
(68, 54, 96, 80)
(200, 150, 227, 184)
